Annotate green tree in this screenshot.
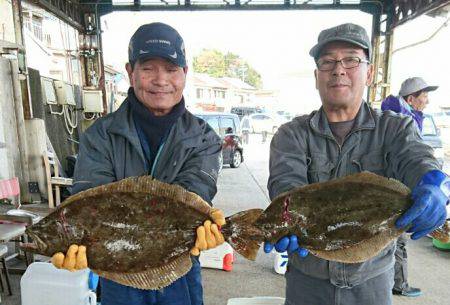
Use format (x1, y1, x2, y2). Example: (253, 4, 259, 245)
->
(193, 49, 262, 89)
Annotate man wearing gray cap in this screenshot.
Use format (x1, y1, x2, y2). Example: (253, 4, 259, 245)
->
(381, 77, 438, 297)
(265, 23, 448, 305)
(48, 22, 225, 305)
(382, 77, 438, 132)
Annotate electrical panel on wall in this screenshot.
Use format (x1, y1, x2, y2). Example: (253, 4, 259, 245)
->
(41, 78, 57, 105)
(82, 90, 104, 113)
(54, 80, 76, 106)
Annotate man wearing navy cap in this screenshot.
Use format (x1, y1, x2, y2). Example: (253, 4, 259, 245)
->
(50, 23, 224, 305)
(266, 23, 448, 305)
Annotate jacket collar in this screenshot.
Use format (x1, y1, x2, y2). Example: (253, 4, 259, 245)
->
(107, 97, 202, 148)
(107, 99, 141, 147)
(309, 101, 376, 137)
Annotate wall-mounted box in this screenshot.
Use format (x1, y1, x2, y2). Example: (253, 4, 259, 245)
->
(41, 78, 57, 105)
(82, 90, 103, 113)
(54, 80, 76, 106)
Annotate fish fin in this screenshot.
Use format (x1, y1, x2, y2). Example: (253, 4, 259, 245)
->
(430, 221, 450, 243)
(310, 227, 405, 263)
(92, 252, 192, 290)
(62, 176, 212, 216)
(340, 172, 411, 196)
(291, 172, 411, 198)
(222, 209, 264, 261)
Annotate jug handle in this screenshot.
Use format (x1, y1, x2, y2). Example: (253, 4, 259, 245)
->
(87, 290, 97, 305)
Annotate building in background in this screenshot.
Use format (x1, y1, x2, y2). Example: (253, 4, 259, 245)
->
(104, 64, 128, 112)
(186, 73, 277, 112)
(21, 2, 82, 86)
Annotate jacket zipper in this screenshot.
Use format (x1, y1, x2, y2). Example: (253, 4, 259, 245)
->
(150, 142, 166, 176)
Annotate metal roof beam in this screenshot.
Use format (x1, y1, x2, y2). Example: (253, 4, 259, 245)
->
(93, 3, 367, 15)
(31, 0, 84, 30)
(391, 0, 450, 29)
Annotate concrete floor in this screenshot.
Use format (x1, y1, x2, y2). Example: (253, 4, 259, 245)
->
(1, 133, 449, 305)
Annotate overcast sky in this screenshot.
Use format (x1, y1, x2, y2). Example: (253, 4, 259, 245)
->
(101, 10, 449, 114)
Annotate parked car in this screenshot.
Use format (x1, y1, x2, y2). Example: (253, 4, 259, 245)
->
(195, 112, 244, 170)
(422, 114, 444, 167)
(275, 110, 294, 121)
(230, 106, 262, 119)
(247, 113, 287, 134)
(429, 111, 450, 129)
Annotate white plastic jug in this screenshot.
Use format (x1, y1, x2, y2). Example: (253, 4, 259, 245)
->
(273, 251, 288, 275)
(21, 262, 96, 305)
(199, 242, 234, 271)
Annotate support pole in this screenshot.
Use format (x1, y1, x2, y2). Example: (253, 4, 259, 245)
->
(10, 59, 32, 202)
(368, 5, 395, 108)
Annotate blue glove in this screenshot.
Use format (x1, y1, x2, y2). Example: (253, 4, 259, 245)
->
(396, 170, 449, 240)
(263, 235, 308, 257)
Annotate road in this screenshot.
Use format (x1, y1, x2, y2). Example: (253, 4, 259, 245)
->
(203, 133, 450, 305)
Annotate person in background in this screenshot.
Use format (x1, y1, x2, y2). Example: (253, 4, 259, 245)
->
(381, 77, 439, 297)
(240, 116, 251, 145)
(50, 22, 225, 305)
(381, 77, 438, 133)
(265, 23, 448, 305)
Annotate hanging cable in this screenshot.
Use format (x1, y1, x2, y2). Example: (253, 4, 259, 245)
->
(83, 111, 97, 121)
(63, 105, 78, 135)
(49, 104, 64, 115)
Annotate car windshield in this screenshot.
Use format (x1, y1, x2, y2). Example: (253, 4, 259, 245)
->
(422, 116, 437, 136)
(197, 115, 220, 135)
(221, 117, 235, 135)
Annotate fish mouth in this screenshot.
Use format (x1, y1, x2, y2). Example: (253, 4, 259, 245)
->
(24, 231, 48, 253)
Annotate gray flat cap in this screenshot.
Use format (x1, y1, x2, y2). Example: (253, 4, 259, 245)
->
(310, 23, 372, 60)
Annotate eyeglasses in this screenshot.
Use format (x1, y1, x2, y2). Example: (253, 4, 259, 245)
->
(316, 57, 370, 71)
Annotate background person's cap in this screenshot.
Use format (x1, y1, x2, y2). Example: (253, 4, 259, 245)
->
(309, 23, 372, 60)
(399, 77, 438, 97)
(128, 22, 186, 67)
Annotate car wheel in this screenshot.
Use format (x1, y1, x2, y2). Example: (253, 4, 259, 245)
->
(218, 153, 223, 172)
(230, 150, 242, 168)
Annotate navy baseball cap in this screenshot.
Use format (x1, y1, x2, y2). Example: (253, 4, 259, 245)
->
(310, 23, 372, 61)
(128, 22, 186, 67)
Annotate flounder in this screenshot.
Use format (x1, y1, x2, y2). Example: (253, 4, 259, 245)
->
(23, 172, 446, 290)
(23, 176, 255, 290)
(223, 171, 447, 264)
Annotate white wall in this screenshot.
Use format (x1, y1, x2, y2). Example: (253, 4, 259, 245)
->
(0, 0, 15, 43)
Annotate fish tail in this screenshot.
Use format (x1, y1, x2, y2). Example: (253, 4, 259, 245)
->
(221, 209, 264, 261)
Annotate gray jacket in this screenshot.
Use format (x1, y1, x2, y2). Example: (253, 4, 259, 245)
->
(268, 102, 440, 288)
(72, 99, 222, 203)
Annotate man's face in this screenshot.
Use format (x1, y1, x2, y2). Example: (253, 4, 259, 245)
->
(408, 91, 429, 112)
(126, 57, 187, 116)
(314, 41, 373, 111)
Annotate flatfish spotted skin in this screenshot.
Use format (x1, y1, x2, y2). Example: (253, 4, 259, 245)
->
(255, 172, 413, 262)
(255, 172, 412, 263)
(25, 176, 213, 290)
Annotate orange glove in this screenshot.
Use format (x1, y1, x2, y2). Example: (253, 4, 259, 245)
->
(51, 244, 88, 271)
(190, 208, 226, 256)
